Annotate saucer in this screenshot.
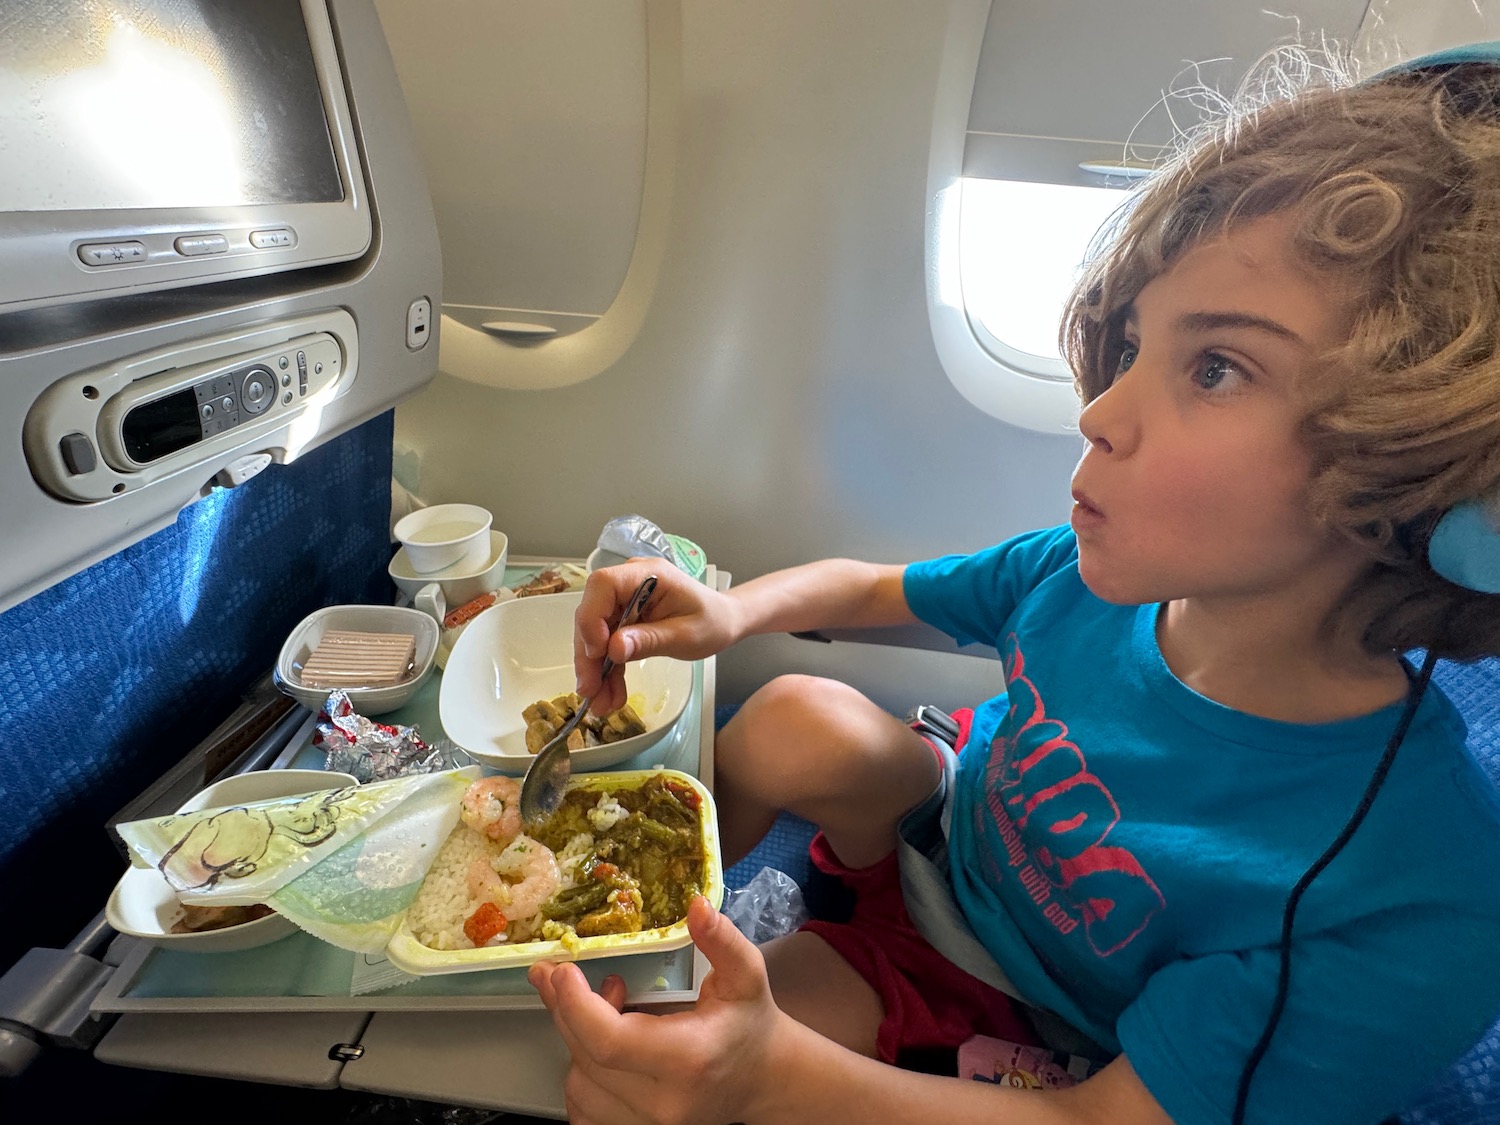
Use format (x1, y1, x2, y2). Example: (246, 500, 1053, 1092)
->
(390, 530, 509, 603)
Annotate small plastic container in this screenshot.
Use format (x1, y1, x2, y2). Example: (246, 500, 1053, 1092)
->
(587, 534, 707, 582)
(275, 604, 439, 715)
(384, 769, 722, 976)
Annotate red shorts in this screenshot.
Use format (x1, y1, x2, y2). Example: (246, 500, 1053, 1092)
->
(798, 713, 1039, 1065)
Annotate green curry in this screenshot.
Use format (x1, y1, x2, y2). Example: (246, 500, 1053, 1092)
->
(531, 773, 706, 935)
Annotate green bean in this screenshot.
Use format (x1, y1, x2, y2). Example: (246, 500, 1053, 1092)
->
(541, 881, 611, 919)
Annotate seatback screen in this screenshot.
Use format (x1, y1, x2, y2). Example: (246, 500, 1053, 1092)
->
(0, 0, 342, 211)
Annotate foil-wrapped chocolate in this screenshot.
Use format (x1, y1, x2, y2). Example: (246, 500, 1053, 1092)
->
(313, 690, 464, 782)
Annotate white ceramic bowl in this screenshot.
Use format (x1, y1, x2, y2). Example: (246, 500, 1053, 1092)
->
(275, 604, 439, 715)
(106, 769, 358, 952)
(389, 530, 509, 604)
(393, 503, 492, 574)
(439, 590, 693, 772)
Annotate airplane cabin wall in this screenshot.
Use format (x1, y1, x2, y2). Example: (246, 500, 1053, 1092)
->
(389, 0, 1079, 714)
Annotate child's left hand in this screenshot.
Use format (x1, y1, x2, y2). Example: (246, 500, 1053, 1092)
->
(529, 895, 781, 1125)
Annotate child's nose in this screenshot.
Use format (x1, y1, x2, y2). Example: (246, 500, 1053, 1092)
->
(1078, 394, 1114, 453)
(1078, 375, 1138, 457)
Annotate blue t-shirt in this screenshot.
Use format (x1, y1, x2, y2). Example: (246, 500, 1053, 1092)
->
(903, 525, 1500, 1125)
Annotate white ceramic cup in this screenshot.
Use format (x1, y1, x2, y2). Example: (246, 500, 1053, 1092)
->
(393, 503, 492, 574)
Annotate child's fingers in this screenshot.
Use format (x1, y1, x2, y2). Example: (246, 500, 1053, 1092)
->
(527, 960, 559, 1006)
(546, 961, 669, 1074)
(532, 962, 610, 1067)
(688, 895, 771, 1003)
(596, 663, 628, 715)
(599, 973, 628, 1013)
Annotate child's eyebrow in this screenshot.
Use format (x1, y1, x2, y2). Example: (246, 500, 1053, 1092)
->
(1175, 310, 1307, 347)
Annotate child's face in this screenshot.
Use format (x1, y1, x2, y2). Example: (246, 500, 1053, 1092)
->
(1070, 214, 1364, 608)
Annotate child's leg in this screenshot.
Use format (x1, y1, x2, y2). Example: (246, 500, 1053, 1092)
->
(714, 674, 940, 869)
(754, 847, 1039, 1066)
(760, 930, 885, 1057)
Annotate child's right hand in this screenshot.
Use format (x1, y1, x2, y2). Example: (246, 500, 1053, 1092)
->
(574, 560, 740, 714)
(530, 895, 783, 1125)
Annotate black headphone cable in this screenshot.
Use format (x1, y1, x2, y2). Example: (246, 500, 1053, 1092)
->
(1231, 649, 1440, 1125)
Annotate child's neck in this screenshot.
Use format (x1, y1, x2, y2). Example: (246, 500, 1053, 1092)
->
(1157, 595, 1410, 725)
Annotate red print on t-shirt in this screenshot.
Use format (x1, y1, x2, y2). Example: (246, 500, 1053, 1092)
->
(980, 637, 1164, 957)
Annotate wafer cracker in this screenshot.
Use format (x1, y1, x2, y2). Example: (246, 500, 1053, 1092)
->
(301, 629, 416, 687)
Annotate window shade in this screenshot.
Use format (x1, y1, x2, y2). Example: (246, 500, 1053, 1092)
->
(964, 0, 1369, 186)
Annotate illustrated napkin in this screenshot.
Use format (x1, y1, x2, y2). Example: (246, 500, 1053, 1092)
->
(115, 765, 480, 954)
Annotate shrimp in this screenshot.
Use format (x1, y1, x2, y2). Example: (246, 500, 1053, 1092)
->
(460, 776, 522, 842)
(492, 834, 560, 922)
(466, 855, 507, 903)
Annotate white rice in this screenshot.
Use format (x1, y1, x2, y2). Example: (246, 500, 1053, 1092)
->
(587, 793, 629, 832)
(407, 824, 597, 951)
(556, 831, 595, 889)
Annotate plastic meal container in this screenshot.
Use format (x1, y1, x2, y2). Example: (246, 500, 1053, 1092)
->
(383, 769, 723, 976)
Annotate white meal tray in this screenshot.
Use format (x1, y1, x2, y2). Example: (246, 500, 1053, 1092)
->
(92, 562, 723, 1015)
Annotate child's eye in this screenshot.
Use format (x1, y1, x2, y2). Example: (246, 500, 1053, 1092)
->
(1114, 343, 1139, 376)
(1194, 352, 1245, 391)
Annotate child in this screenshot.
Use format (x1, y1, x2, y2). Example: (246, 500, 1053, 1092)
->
(529, 45, 1500, 1125)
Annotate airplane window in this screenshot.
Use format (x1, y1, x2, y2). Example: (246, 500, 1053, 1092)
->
(928, 168, 1132, 434)
(959, 177, 1127, 368)
(929, 0, 1373, 434)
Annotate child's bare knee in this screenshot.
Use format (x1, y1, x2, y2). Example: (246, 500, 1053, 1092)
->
(736, 674, 853, 736)
(730, 675, 897, 761)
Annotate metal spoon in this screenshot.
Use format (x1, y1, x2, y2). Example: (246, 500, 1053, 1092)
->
(518, 574, 658, 826)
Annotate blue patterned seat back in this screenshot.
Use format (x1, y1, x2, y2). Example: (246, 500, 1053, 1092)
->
(1399, 658, 1500, 1125)
(0, 412, 394, 975)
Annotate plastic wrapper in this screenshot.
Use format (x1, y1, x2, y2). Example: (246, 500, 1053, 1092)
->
(598, 514, 681, 567)
(957, 1035, 1097, 1089)
(115, 766, 482, 954)
(723, 866, 809, 943)
(314, 689, 465, 782)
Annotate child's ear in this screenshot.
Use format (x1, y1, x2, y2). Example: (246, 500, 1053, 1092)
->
(1426, 495, 1500, 592)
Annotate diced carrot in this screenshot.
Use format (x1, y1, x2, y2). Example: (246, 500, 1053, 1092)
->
(463, 901, 507, 946)
(591, 862, 620, 881)
(664, 780, 701, 811)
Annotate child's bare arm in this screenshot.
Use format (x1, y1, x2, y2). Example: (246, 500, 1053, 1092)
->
(576, 557, 913, 711)
(722, 557, 917, 635)
(531, 897, 1174, 1125)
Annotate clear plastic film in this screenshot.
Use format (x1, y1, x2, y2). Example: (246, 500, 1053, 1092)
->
(722, 866, 809, 943)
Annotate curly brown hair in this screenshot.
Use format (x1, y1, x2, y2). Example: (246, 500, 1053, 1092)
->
(1060, 57, 1500, 660)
